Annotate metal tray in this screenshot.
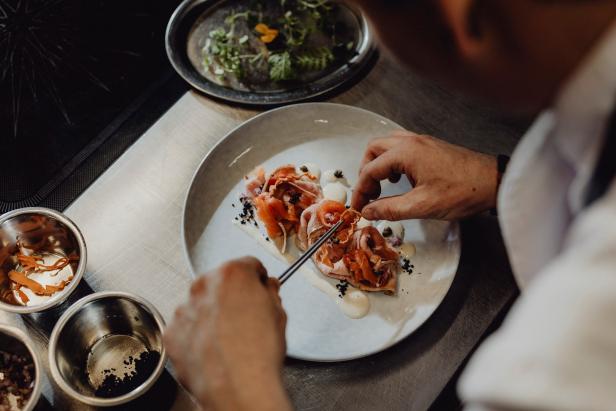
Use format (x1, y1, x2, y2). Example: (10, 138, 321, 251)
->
(165, 0, 378, 106)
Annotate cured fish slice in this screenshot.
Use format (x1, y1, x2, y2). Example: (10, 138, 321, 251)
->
(247, 164, 322, 253)
(298, 199, 399, 294)
(245, 167, 266, 199)
(345, 227, 399, 294)
(297, 200, 360, 251)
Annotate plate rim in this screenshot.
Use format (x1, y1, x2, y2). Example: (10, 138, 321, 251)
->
(165, 0, 378, 106)
(180, 102, 461, 362)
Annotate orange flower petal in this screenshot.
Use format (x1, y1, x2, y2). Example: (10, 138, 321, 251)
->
(255, 23, 269, 34)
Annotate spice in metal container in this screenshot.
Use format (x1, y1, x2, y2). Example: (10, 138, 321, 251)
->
(93, 350, 161, 398)
(0, 350, 35, 411)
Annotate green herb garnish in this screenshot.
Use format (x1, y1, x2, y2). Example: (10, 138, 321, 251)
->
(202, 0, 355, 85)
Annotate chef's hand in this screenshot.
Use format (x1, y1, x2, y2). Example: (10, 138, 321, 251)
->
(165, 257, 290, 411)
(352, 130, 498, 221)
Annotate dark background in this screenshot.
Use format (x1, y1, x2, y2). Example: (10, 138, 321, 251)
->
(0, 0, 185, 211)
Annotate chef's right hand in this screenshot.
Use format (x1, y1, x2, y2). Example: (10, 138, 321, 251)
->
(351, 130, 499, 221)
(164, 257, 291, 411)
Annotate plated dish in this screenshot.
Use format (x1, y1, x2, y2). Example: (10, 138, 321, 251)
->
(183, 103, 460, 361)
(166, 0, 377, 105)
(240, 164, 410, 295)
(235, 163, 419, 320)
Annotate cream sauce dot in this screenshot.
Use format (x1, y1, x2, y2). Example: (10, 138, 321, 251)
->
(323, 182, 347, 204)
(322, 169, 350, 187)
(376, 221, 405, 240)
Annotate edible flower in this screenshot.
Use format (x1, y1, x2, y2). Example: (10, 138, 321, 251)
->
(255, 23, 279, 44)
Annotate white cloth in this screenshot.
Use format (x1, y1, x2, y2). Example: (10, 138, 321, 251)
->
(458, 21, 616, 411)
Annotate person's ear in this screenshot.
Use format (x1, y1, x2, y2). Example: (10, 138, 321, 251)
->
(438, 0, 489, 60)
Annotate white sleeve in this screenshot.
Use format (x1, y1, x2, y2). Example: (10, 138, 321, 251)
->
(458, 183, 616, 411)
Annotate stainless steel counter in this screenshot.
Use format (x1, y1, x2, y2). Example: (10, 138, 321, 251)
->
(0, 53, 522, 410)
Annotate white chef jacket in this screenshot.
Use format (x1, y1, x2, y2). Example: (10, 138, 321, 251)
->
(458, 21, 616, 411)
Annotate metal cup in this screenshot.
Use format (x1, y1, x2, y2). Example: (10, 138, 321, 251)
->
(0, 324, 42, 411)
(0, 207, 87, 313)
(48, 291, 167, 407)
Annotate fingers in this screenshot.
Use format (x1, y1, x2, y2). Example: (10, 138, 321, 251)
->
(266, 277, 280, 293)
(165, 304, 196, 365)
(361, 187, 432, 221)
(218, 256, 268, 287)
(359, 137, 395, 172)
(265, 277, 287, 348)
(190, 276, 208, 298)
(232, 256, 268, 278)
(266, 278, 283, 316)
(359, 131, 418, 173)
(352, 151, 403, 211)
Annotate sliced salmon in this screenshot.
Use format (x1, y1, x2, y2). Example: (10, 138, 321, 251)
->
(298, 200, 399, 295)
(247, 165, 322, 252)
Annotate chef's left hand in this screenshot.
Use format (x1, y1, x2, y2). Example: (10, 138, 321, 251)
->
(164, 257, 290, 411)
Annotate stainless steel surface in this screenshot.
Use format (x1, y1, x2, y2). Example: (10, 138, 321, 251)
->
(0, 52, 523, 410)
(0, 324, 42, 411)
(0, 207, 87, 314)
(48, 292, 167, 407)
(279, 220, 344, 285)
(166, 0, 377, 105)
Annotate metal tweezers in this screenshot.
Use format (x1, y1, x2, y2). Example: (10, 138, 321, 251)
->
(278, 219, 344, 285)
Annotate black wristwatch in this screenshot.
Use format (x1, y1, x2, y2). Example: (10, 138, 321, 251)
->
(491, 154, 510, 216)
(497, 154, 510, 185)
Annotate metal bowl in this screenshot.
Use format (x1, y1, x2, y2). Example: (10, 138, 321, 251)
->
(48, 291, 167, 407)
(0, 325, 42, 411)
(0, 207, 87, 314)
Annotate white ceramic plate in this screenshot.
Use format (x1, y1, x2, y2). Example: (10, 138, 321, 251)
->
(182, 103, 460, 361)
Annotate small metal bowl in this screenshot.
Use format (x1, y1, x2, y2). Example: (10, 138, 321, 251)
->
(0, 324, 42, 411)
(0, 207, 87, 314)
(48, 291, 167, 407)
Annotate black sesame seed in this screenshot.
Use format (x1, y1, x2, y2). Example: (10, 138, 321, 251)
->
(289, 192, 301, 205)
(334, 170, 344, 178)
(382, 227, 393, 237)
(300, 165, 309, 173)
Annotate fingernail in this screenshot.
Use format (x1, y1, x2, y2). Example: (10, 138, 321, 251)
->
(362, 207, 374, 220)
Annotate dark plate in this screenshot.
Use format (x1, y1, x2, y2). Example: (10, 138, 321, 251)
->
(165, 0, 377, 106)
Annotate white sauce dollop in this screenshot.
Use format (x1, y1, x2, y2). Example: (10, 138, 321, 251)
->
(301, 269, 370, 319)
(399, 242, 416, 259)
(323, 182, 347, 204)
(377, 221, 405, 248)
(376, 221, 405, 240)
(298, 163, 321, 180)
(356, 217, 372, 229)
(322, 169, 350, 187)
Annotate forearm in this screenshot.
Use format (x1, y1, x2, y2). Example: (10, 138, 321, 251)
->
(463, 152, 498, 214)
